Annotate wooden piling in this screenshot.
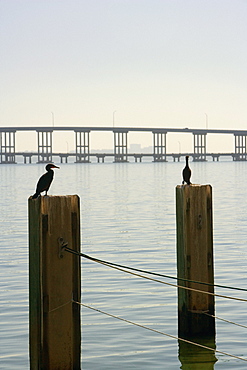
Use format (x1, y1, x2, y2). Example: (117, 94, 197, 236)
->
(176, 185, 215, 338)
(28, 195, 81, 369)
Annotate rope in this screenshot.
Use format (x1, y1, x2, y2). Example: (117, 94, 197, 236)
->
(64, 246, 247, 292)
(204, 312, 247, 329)
(76, 301, 247, 363)
(64, 247, 247, 302)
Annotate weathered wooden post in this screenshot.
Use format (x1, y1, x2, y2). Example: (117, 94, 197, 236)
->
(29, 195, 81, 369)
(176, 185, 215, 338)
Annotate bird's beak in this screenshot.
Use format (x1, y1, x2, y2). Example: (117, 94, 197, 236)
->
(52, 165, 60, 169)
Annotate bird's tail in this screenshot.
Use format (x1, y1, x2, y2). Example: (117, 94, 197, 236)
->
(32, 192, 39, 199)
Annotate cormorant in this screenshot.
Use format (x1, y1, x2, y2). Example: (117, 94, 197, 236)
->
(182, 156, 191, 185)
(32, 163, 59, 199)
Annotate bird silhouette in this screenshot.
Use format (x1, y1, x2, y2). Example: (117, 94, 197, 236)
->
(182, 156, 192, 185)
(32, 163, 59, 199)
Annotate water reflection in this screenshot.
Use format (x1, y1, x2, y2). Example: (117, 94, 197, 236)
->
(178, 337, 217, 370)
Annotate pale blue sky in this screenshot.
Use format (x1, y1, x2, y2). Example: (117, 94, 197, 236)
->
(0, 0, 247, 152)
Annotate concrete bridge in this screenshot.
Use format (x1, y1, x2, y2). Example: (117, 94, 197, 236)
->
(5, 151, 242, 164)
(1, 126, 247, 163)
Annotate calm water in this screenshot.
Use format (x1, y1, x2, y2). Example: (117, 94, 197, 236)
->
(0, 160, 247, 369)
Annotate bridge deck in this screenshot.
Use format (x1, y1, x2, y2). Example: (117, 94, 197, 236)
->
(1, 126, 247, 135)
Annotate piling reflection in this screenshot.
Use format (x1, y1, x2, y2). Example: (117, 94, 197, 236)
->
(178, 337, 217, 370)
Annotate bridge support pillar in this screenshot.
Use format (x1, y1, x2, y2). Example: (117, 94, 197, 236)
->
(37, 130, 53, 163)
(152, 131, 167, 162)
(234, 134, 247, 161)
(193, 133, 207, 161)
(23, 154, 32, 164)
(113, 130, 128, 162)
(0, 131, 16, 163)
(96, 154, 105, 163)
(75, 131, 90, 163)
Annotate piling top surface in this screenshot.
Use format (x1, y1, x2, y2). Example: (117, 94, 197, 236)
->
(176, 184, 212, 189)
(29, 194, 79, 200)
(176, 184, 212, 198)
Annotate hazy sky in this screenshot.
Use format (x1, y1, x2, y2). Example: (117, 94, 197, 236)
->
(1, 0, 247, 152)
